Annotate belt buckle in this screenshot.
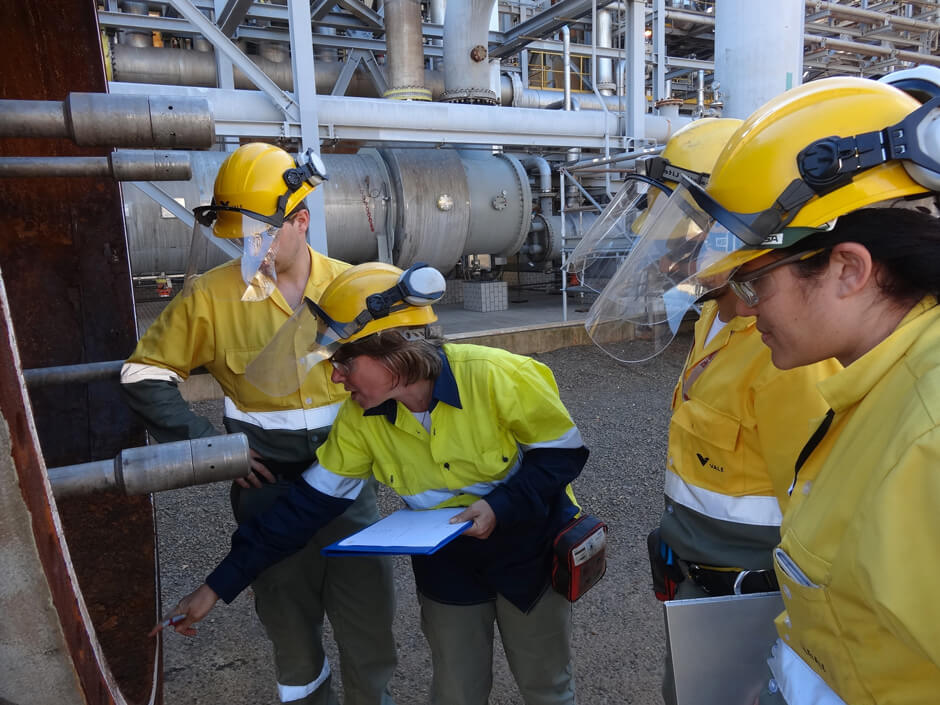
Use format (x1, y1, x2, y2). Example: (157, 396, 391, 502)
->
(733, 569, 750, 596)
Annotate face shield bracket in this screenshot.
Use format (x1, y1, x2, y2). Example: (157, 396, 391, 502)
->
(636, 155, 708, 187)
(798, 95, 940, 192)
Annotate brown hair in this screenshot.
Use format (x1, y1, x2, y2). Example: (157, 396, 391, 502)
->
(332, 329, 445, 386)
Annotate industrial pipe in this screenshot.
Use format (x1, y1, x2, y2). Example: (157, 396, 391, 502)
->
(24, 360, 124, 387)
(442, 0, 498, 104)
(383, 0, 431, 100)
(518, 154, 554, 216)
(0, 93, 214, 148)
(47, 433, 251, 498)
(0, 150, 192, 180)
(596, 9, 615, 96)
(805, 0, 940, 33)
(562, 26, 572, 112)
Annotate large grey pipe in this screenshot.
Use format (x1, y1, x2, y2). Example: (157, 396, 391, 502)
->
(442, 0, 498, 104)
(383, 0, 431, 100)
(596, 9, 615, 96)
(47, 434, 251, 498)
(0, 93, 214, 148)
(0, 151, 191, 180)
(111, 43, 449, 99)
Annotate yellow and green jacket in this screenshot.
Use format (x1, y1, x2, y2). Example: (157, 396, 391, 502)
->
(207, 344, 589, 611)
(661, 301, 839, 570)
(769, 297, 940, 705)
(121, 246, 350, 471)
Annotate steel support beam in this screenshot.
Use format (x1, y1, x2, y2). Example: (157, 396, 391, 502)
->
(167, 0, 299, 120)
(216, 0, 254, 36)
(289, 0, 329, 253)
(489, 0, 618, 60)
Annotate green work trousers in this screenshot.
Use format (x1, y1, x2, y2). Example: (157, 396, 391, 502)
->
(418, 588, 575, 705)
(234, 478, 397, 705)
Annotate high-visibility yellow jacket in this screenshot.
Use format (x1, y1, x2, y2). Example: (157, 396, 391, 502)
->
(121, 246, 350, 467)
(206, 343, 589, 611)
(770, 297, 940, 705)
(661, 301, 839, 570)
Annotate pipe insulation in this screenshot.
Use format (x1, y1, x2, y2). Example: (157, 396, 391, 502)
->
(0, 93, 214, 148)
(47, 433, 251, 498)
(383, 0, 431, 100)
(442, 0, 498, 104)
(123, 147, 535, 275)
(0, 151, 191, 180)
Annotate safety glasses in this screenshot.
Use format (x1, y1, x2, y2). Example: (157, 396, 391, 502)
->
(728, 249, 826, 307)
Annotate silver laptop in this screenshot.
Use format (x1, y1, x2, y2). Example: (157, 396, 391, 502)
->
(664, 591, 784, 705)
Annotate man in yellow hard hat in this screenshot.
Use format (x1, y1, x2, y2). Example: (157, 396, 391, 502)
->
(121, 143, 397, 705)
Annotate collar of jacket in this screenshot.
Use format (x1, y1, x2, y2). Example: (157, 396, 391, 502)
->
(363, 347, 463, 423)
(818, 295, 938, 414)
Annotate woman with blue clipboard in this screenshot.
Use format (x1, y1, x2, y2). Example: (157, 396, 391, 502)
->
(153, 262, 590, 705)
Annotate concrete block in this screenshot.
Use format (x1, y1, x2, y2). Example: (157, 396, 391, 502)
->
(462, 280, 508, 312)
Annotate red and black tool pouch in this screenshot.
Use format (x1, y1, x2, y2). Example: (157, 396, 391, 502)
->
(552, 514, 608, 602)
(646, 527, 684, 601)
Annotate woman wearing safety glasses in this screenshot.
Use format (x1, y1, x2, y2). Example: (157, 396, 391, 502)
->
(153, 262, 590, 705)
(636, 77, 940, 704)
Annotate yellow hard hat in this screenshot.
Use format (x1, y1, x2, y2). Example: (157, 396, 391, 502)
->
(317, 262, 441, 342)
(660, 117, 745, 183)
(244, 262, 445, 396)
(632, 117, 743, 233)
(198, 142, 328, 239)
(707, 77, 930, 247)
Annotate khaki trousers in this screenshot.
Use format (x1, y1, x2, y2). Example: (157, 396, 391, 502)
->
(235, 478, 398, 705)
(418, 589, 576, 705)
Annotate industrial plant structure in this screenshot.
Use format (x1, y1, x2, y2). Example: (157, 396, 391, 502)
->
(1, 0, 938, 703)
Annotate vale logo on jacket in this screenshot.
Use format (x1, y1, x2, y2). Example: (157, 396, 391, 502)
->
(696, 452, 724, 473)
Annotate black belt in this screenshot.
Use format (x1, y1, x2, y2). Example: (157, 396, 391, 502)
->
(685, 564, 779, 596)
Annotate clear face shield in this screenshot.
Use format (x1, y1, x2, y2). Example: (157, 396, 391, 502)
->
(565, 177, 670, 294)
(584, 182, 750, 362)
(182, 209, 284, 302)
(244, 263, 446, 397)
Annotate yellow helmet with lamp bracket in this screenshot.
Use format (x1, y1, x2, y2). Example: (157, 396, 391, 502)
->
(580, 118, 743, 363)
(567, 118, 743, 298)
(595, 77, 940, 363)
(184, 142, 329, 302)
(245, 262, 446, 397)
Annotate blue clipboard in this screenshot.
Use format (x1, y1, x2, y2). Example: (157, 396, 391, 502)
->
(322, 507, 472, 556)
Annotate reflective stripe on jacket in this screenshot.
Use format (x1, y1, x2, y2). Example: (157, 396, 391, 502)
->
(661, 301, 839, 570)
(773, 297, 940, 705)
(121, 246, 350, 464)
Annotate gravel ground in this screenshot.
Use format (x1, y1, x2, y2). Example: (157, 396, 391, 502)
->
(155, 336, 691, 704)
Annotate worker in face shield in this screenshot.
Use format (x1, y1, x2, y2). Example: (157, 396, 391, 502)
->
(120, 142, 398, 705)
(153, 262, 591, 705)
(579, 119, 840, 705)
(683, 75, 940, 705)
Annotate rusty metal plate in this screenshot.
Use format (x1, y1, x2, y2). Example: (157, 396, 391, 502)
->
(0, 1, 159, 703)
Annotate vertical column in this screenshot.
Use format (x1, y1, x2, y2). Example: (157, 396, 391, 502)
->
(624, 0, 646, 144)
(289, 0, 329, 253)
(715, 0, 804, 118)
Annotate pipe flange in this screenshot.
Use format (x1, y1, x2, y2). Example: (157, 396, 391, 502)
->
(383, 86, 433, 101)
(654, 97, 684, 109)
(441, 87, 497, 105)
(469, 45, 488, 62)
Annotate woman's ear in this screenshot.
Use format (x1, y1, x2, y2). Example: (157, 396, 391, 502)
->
(829, 242, 874, 299)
